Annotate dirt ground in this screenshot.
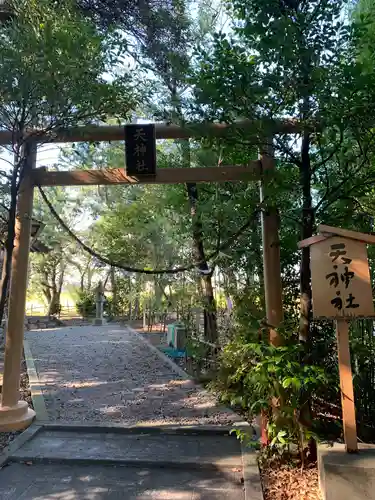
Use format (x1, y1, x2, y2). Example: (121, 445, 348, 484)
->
(260, 463, 322, 500)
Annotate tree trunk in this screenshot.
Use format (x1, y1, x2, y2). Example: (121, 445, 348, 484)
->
(298, 129, 316, 459)
(87, 267, 94, 290)
(133, 278, 140, 319)
(42, 281, 52, 307)
(128, 276, 133, 319)
(0, 154, 20, 329)
(48, 289, 60, 317)
(299, 130, 314, 342)
(154, 277, 163, 324)
(46, 260, 64, 317)
(0, 248, 10, 325)
(80, 270, 85, 291)
(186, 182, 218, 343)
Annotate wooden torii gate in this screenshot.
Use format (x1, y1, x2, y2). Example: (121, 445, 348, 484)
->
(0, 120, 291, 430)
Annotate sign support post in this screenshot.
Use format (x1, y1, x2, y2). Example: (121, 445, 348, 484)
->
(336, 318, 357, 452)
(299, 224, 375, 453)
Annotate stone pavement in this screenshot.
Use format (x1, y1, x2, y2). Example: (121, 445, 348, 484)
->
(24, 325, 243, 426)
(10, 428, 243, 468)
(0, 424, 262, 499)
(10, 325, 262, 499)
(0, 462, 245, 499)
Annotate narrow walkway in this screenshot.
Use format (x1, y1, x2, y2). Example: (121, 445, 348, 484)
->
(7, 325, 262, 499)
(0, 461, 247, 499)
(24, 324, 242, 426)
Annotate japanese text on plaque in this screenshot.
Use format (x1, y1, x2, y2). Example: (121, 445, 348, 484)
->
(310, 236, 374, 318)
(125, 124, 156, 176)
(326, 243, 359, 311)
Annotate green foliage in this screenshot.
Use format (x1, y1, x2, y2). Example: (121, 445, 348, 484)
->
(192, 0, 375, 237)
(75, 289, 96, 317)
(12, 0, 375, 452)
(75, 288, 115, 317)
(0, 0, 135, 137)
(111, 276, 131, 316)
(186, 1, 375, 450)
(29, 187, 84, 315)
(214, 330, 331, 456)
(0, 0, 138, 327)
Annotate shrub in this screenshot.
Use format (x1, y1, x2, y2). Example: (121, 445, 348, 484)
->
(75, 290, 96, 317)
(213, 333, 331, 462)
(76, 289, 115, 318)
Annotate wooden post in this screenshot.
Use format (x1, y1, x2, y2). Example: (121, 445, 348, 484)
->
(258, 139, 284, 446)
(0, 142, 36, 430)
(259, 139, 283, 346)
(336, 319, 358, 452)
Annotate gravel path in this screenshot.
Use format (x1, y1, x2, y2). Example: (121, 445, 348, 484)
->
(25, 325, 242, 426)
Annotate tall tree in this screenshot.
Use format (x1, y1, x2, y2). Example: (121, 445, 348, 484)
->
(29, 185, 83, 316)
(139, 0, 224, 342)
(32, 250, 66, 316)
(84, 0, 222, 341)
(193, 0, 375, 342)
(0, 0, 135, 326)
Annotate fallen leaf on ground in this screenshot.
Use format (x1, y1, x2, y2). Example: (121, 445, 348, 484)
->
(260, 463, 322, 500)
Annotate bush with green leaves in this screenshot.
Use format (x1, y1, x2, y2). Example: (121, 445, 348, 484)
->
(213, 333, 331, 460)
(76, 289, 114, 318)
(76, 290, 96, 317)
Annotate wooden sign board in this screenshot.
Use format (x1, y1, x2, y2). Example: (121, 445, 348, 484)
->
(125, 124, 156, 176)
(311, 236, 374, 319)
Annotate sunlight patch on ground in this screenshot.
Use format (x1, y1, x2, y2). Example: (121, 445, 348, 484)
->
(34, 491, 81, 500)
(64, 381, 102, 389)
(99, 406, 124, 416)
(138, 491, 194, 499)
(193, 402, 216, 409)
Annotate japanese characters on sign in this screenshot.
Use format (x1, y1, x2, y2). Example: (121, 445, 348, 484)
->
(310, 236, 374, 318)
(125, 124, 156, 176)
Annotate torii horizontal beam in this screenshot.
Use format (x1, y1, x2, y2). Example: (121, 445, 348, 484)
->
(0, 118, 287, 434)
(33, 163, 262, 186)
(0, 118, 301, 145)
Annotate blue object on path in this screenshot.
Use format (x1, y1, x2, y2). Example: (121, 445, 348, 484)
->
(159, 346, 186, 358)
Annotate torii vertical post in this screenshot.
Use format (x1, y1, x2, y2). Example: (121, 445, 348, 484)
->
(0, 142, 36, 430)
(258, 138, 283, 445)
(259, 139, 283, 346)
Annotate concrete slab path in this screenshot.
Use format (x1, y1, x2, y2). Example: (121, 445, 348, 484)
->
(10, 428, 243, 468)
(0, 424, 263, 499)
(0, 461, 245, 499)
(24, 325, 242, 426)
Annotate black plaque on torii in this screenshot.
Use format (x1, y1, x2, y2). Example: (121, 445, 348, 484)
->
(125, 124, 156, 176)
